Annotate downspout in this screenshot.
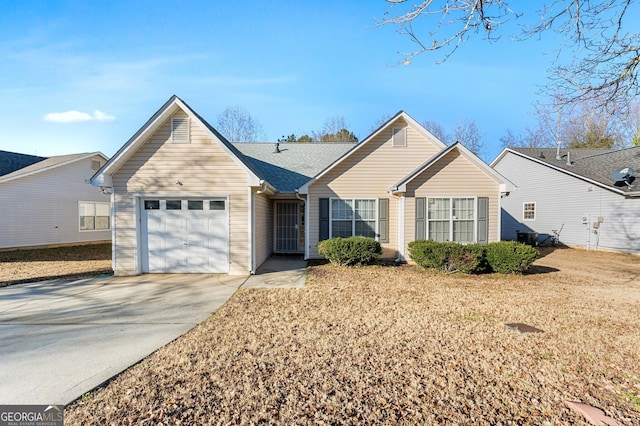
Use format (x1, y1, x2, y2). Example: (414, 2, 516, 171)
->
(389, 190, 404, 262)
(295, 189, 308, 260)
(249, 186, 256, 275)
(256, 180, 268, 195)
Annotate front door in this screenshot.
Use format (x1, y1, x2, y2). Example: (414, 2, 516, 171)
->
(274, 201, 303, 253)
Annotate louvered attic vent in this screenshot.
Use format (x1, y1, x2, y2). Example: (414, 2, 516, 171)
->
(171, 117, 190, 143)
(392, 127, 407, 147)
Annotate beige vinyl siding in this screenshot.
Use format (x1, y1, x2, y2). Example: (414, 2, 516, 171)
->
(0, 155, 110, 249)
(403, 149, 501, 258)
(253, 192, 273, 269)
(112, 111, 251, 275)
(307, 120, 442, 258)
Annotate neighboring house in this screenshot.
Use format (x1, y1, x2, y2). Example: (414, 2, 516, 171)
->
(491, 146, 640, 253)
(91, 96, 514, 275)
(0, 150, 111, 249)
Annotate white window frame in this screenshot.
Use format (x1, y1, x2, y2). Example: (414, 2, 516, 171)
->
(79, 201, 111, 231)
(426, 196, 477, 243)
(523, 202, 536, 221)
(329, 198, 378, 239)
(171, 117, 190, 143)
(391, 127, 407, 147)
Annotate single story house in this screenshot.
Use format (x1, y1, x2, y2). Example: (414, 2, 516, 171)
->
(491, 146, 640, 253)
(91, 96, 514, 275)
(0, 150, 111, 249)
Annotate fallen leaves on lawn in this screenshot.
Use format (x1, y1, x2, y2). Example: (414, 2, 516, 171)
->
(66, 248, 640, 425)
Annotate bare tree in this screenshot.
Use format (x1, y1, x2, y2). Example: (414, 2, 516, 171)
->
(500, 125, 553, 149)
(422, 119, 450, 143)
(452, 117, 485, 157)
(370, 113, 393, 133)
(502, 97, 640, 149)
(313, 116, 359, 142)
(378, 1, 639, 111)
(216, 106, 266, 142)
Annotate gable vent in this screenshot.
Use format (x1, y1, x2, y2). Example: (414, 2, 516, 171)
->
(171, 117, 190, 143)
(392, 127, 407, 147)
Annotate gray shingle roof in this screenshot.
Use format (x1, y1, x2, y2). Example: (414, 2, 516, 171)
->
(510, 147, 640, 192)
(0, 152, 98, 182)
(232, 142, 356, 192)
(0, 150, 46, 177)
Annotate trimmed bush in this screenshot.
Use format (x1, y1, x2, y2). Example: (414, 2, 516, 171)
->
(407, 240, 448, 270)
(408, 240, 537, 274)
(484, 241, 538, 274)
(317, 236, 382, 266)
(408, 240, 485, 274)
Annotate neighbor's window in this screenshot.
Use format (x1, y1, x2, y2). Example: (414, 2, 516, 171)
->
(330, 198, 376, 239)
(80, 202, 110, 231)
(523, 202, 536, 220)
(427, 197, 475, 243)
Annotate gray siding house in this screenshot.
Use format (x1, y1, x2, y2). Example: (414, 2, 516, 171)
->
(0, 150, 111, 249)
(491, 147, 640, 253)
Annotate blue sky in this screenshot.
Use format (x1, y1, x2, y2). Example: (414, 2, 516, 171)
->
(0, 1, 559, 162)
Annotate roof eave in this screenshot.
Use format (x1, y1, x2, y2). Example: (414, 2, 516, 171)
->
(496, 149, 629, 196)
(0, 152, 108, 184)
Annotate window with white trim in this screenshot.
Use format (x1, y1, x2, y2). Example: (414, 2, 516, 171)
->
(523, 202, 536, 220)
(171, 117, 190, 143)
(330, 198, 377, 238)
(391, 127, 407, 147)
(427, 197, 475, 243)
(79, 202, 110, 231)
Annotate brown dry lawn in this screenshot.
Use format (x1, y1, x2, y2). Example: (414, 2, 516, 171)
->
(59, 248, 640, 424)
(0, 243, 112, 286)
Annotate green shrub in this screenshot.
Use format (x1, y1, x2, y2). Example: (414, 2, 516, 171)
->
(407, 240, 448, 270)
(408, 240, 486, 273)
(484, 241, 538, 274)
(317, 236, 382, 266)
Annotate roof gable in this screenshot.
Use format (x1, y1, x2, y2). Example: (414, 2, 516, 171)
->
(492, 146, 640, 196)
(297, 111, 446, 194)
(92, 96, 263, 188)
(393, 142, 515, 193)
(0, 152, 107, 184)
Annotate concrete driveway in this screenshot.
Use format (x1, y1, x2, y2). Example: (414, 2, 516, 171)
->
(0, 273, 247, 405)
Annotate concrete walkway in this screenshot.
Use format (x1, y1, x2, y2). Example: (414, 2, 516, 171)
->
(0, 256, 307, 406)
(243, 255, 307, 289)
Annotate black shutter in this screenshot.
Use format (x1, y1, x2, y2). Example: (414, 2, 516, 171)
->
(477, 197, 489, 244)
(378, 198, 389, 243)
(319, 198, 329, 241)
(415, 197, 426, 240)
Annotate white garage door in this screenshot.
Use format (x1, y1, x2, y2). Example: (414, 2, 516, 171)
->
(141, 198, 229, 273)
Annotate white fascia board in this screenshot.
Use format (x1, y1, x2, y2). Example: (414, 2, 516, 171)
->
(489, 147, 511, 167)
(0, 152, 106, 184)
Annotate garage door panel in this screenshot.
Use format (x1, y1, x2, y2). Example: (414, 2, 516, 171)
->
(142, 198, 229, 273)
